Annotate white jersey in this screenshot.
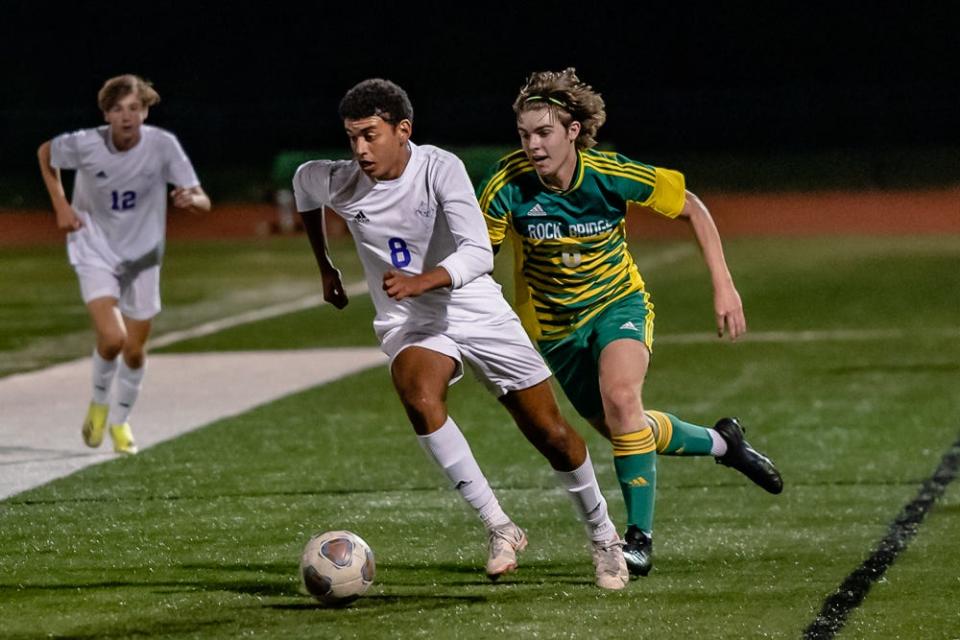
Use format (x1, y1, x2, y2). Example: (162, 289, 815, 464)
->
(293, 142, 514, 339)
(50, 124, 199, 267)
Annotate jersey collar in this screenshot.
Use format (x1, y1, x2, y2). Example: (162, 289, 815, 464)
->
(535, 148, 585, 196)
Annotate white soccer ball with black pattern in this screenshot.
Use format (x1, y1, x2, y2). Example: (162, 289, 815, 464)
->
(300, 530, 376, 606)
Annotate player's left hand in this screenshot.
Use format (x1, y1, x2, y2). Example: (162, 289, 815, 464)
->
(170, 187, 196, 209)
(715, 283, 747, 340)
(383, 270, 425, 301)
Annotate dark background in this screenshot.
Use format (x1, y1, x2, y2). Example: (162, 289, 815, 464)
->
(3, 1, 958, 201)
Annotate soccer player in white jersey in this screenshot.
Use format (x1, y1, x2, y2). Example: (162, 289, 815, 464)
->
(37, 74, 210, 454)
(293, 78, 629, 590)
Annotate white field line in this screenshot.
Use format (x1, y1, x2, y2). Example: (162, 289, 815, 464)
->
(1, 281, 380, 501)
(0, 348, 387, 501)
(150, 281, 370, 348)
(659, 327, 960, 345)
(636, 244, 697, 269)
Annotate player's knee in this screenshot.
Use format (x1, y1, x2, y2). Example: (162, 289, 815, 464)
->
(535, 416, 584, 457)
(123, 346, 146, 369)
(601, 384, 642, 424)
(398, 387, 444, 425)
(98, 331, 126, 359)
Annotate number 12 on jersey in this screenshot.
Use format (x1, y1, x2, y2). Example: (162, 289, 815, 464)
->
(111, 190, 137, 211)
(388, 237, 411, 268)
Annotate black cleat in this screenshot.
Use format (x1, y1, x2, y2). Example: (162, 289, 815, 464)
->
(623, 525, 653, 577)
(714, 417, 783, 494)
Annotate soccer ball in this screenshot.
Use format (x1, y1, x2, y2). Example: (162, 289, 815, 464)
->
(300, 530, 376, 606)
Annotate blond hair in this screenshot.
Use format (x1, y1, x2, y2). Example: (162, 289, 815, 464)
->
(97, 74, 160, 112)
(513, 68, 606, 150)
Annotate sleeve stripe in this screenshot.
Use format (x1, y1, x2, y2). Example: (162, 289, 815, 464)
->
(477, 150, 527, 202)
(478, 161, 535, 211)
(582, 155, 657, 184)
(582, 157, 657, 187)
(583, 150, 657, 180)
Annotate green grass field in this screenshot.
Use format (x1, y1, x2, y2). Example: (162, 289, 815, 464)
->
(1, 233, 958, 639)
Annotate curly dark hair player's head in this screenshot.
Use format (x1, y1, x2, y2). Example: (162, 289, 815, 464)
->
(513, 68, 606, 150)
(339, 79, 414, 126)
(339, 79, 414, 181)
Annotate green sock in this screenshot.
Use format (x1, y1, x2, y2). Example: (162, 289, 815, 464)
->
(611, 429, 657, 531)
(614, 451, 656, 531)
(647, 410, 714, 456)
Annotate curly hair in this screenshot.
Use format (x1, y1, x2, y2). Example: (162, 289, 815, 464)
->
(97, 74, 160, 112)
(513, 68, 606, 150)
(339, 78, 414, 125)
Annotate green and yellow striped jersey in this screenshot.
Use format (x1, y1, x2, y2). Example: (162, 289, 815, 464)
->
(477, 147, 686, 341)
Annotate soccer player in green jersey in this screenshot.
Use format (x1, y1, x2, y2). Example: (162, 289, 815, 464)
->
(477, 68, 783, 577)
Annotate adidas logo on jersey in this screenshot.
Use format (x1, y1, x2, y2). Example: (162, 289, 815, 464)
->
(527, 203, 547, 216)
(619, 321, 639, 332)
(95, 170, 108, 179)
(352, 211, 370, 223)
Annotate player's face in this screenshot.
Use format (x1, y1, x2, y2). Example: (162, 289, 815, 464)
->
(517, 108, 580, 189)
(344, 116, 412, 181)
(103, 93, 148, 151)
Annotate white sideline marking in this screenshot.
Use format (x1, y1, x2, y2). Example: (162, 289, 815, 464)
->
(0, 348, 387, 501)
(150, 281, 370, 348)
(636, 244, 697, 268)
(658, 327, 960, 345)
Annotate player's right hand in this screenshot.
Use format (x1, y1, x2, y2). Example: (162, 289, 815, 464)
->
(322, 269, 349, 309)
(55, 205, 83, 231)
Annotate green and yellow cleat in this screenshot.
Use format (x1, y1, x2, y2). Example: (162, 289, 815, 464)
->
(81, 402, 109, 448)
(109, 423, 138, 455)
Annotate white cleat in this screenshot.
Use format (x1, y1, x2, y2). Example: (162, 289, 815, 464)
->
(486, 522, 528, 581)
(592, 536, 629, 590)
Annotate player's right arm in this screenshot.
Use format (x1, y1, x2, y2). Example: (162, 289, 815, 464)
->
(36, 140, 82, 231)
(293, 161, 348, 309)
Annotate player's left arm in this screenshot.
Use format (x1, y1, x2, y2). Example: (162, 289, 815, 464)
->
(164, 133, 211, 213)
(384, 157, 493, 301)
(436, 157, 495, 287)
(170, 185, 211, 213)
(677, 190, 747, 340)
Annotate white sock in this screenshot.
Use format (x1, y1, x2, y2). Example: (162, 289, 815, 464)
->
(417, 417, 510, 530)
(107, 360, 145, 426)
(709, 429, 728, 456)
(91, 349, 118, 404)
(553, 452, 616, 542)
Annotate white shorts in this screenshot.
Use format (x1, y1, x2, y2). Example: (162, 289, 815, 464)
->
(74, 263, 161, 320)
(380, 311, 552, 397)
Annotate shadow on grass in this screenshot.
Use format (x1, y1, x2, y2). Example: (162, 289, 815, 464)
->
(268, 593, 490, 611)
(0, 559, 599, 603)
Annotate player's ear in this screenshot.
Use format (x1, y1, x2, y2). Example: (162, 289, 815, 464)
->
(567, 120, 581, 142)
(397, 119, 412, 143)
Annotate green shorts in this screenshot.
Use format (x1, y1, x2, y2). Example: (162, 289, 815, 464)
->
(538, 292, 654, 420)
